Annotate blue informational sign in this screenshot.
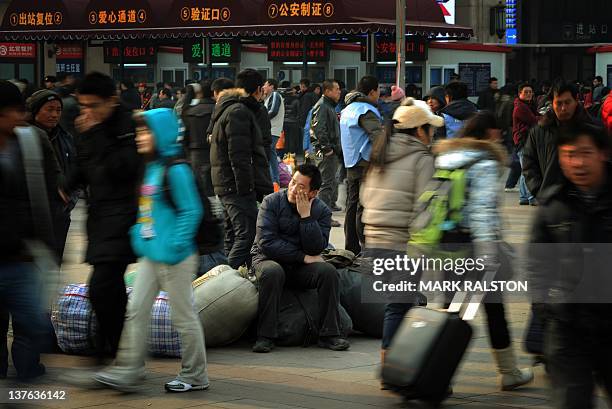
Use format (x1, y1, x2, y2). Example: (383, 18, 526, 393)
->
(506, 0, 518, 44)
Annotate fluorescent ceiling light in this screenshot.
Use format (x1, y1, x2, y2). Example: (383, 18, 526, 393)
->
(122, 64, 147, 67)
(283, 62, 317, 65)
(212, 63, 229, 66)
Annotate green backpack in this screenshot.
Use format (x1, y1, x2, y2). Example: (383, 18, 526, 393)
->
(408, 162, 477, 255)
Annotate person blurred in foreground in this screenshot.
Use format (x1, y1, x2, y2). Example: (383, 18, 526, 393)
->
(94, 109, 208, 393)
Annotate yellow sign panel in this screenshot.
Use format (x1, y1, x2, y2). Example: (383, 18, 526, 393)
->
(268, 2, 334, 19)
(9, 11, 62, 27)
(88, 9, 146, 25)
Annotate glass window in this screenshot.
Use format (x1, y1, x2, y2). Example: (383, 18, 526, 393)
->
(18, 64, 35, 84)
(430, 68, 442, 87)
(174, 70, 185, 87)
(0, 64, 14, 80)
(443, 68, 455, 85)
(333, 69, 345, 85)
(346, 68, 358, 90)
(162, 70, 174, 84)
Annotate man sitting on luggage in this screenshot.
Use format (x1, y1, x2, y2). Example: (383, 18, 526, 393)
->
(250, 164, 350, 353)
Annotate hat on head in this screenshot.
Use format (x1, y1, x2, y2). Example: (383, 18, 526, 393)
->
(137, 82, 146, 88)
(26, 89, 63, 118)
(393, 98, 444, 129)
(391, 85, 406, 101)
(0, 80, 25, 110)
(44, 75, 57, 83)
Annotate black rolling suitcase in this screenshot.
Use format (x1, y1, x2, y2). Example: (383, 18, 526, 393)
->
(382, 289, 486, 403)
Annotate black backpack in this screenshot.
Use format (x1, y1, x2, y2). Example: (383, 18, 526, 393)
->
(161, 158, 224, 255)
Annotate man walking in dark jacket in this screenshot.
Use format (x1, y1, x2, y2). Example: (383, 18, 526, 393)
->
(339, 76, 384, 255)
(310, 80, 342, 225)
(0, 80, 61, 380)
(528, 123, 612, 409)
(522, 81, 595, 199)
(477, 77, 499, 112)
(66, 72, 142, 362)
(440, 82, 478, 138)
(250, 164, 350, 353)
(27, 89, 78, 260)
(209, 69, 272, 269)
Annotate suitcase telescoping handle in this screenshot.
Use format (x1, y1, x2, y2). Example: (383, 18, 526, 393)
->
(447, 268, 497, 321)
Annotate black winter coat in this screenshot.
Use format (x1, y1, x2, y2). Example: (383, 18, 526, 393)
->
(182, 99, 215, 150)
(528, 173, 612, 322)
(120, 88, 142, 111)
(66, 104, 142, 264)
(299, 91, 319, 129)
(209, 88, 273, 199)
(522, 105, 594, 199)
(250, 190, 332, 267)
(0, 128, 62, 262)
(246, 96, 272, 160)
(310, 96, 341, 155)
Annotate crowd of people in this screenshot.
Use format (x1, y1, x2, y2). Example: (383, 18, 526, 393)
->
(1, 67, 611, 407)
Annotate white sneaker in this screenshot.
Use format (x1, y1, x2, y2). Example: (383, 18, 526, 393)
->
(164, 379, 210, 393)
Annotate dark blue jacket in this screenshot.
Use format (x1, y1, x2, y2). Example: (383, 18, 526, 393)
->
(251, 190, 332, 267)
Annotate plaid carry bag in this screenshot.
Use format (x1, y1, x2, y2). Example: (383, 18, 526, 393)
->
(51, 284, 98, 354)
(147, 291, 181, 357)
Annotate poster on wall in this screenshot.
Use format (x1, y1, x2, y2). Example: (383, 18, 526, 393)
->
(458, 63, 491, 97)
(56, 43, 83, 76)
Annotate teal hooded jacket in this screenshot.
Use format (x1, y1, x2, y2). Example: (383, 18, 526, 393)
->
(130, 109, 203, 265)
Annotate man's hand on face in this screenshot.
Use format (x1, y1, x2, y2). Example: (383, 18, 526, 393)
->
(304, 254, 324, 264)
(296, 189, 313, 219)
(75, 112, 99, 134)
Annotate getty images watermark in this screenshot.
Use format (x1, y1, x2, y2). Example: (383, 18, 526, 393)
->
(359, 252, 530, 304)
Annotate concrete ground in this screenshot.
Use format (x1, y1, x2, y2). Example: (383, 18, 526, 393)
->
(2, 188, 610, 409)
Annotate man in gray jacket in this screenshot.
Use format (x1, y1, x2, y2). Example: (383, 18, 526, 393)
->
(309, 80, 342, 226)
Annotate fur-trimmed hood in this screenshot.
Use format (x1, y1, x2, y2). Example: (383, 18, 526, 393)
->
(217, 88, 248, 101)
(211, 88, 251, 123)
(433, 137, 507, 170)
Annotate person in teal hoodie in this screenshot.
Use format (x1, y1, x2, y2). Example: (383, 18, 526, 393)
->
(94, 108, 209, 393)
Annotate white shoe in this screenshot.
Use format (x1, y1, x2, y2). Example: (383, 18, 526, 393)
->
(164, 379, 210, 393)
(504, 187, 519, 192)
(492, 347, 534, 391)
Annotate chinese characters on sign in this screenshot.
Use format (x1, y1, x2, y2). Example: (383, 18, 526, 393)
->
(268, 2, 334, 19)
(210, 39, 241, 62)
(0, 43, 36, 59)
(103, 43, 157, 64)
(268, 39, 329, 62)
(9, 11, 62, 27)
(361, 36, 428, 62)
(183, 39, 204, 63)
(56, 62, 82, 74)
(56, 43, 83, 76)
(89, 9, 146, 25)
(180, 7, 231, 22)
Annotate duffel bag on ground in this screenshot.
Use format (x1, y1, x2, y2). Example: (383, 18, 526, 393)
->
(51, 284, 98, 355)
(337, 267, 386, 338)
(193, 267, 259, 347)
(148, 291, 180, 357)
(277, 288, 353, 347)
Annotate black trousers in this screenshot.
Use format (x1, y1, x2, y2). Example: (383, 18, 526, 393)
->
(220, 192, 258, 269)
(546, 317, 612, 409)
(254, 260, 341, 339)
(189, 148, 214, 198)
(89, 262, 128, 360)
(344, 165, 365, 255)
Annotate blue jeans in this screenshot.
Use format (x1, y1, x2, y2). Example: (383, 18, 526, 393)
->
(518, 149, 534, 203)
(197, 251, 229, 277)
(0, 262, 44, 379)
(269, 136, 280, 184)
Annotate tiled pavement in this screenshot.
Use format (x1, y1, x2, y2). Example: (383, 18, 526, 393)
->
(3, 189, 610, 409)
